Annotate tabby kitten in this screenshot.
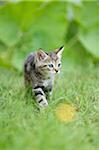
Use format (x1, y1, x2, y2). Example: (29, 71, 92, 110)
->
(24, 46, 64, 108)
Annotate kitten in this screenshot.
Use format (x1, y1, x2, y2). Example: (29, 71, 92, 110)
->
(24, 46, 64, 108)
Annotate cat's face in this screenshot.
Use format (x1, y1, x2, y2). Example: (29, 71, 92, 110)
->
(36, 46, 64, 75)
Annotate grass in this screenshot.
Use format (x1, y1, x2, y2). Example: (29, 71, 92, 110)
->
(0, 66, 99, 150)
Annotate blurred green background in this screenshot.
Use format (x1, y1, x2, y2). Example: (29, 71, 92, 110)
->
(0, 0, 98, 72)
(0, 1, 99, 150)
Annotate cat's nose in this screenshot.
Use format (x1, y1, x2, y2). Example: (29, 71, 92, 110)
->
(54, 69, 58, 73)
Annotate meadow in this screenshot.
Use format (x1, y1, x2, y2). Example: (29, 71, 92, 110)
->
(0, 1, 99, 150)
(0, 65, 99, 150)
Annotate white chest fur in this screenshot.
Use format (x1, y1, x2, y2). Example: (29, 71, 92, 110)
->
(43, 79, 51, 87)
(43, 75, 55, 87)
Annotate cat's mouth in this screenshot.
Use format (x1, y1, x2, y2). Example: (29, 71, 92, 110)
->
(55, 71, 60, 74)
(54, 69, 58, 73)
(51, 70, 60, 74)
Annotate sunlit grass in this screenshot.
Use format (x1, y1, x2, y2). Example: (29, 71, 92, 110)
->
(0, 67, 99, 150)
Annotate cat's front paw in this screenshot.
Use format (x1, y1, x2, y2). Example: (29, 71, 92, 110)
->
(40, 101, 48, 108)
(38, 97, 48, 108)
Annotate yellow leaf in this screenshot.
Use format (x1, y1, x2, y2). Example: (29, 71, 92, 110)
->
(55, 103, 77, 122)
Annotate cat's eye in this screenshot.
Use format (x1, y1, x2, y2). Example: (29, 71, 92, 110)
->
(58, 63, 61, 67)
(48, 64, 54, 68)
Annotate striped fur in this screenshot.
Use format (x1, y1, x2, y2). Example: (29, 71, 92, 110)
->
(24, 46, 64, 108)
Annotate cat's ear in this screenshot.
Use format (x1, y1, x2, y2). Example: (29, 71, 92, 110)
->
(56, 46, 64, 58)
(37, 50, 48, 61)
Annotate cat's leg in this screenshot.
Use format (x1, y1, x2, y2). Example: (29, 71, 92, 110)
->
(45, 86, 53, 100)
(32, 87, 48, 107)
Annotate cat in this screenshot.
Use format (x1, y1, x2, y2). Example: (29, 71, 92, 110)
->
(24, 46, 64, 108)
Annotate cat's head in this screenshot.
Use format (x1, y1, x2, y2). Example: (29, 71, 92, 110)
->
(36, 46, 64, 75)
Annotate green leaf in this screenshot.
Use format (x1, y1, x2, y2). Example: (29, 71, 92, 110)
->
(0, 2, 44, 47)
(73, 1, 99, 28)
(78, 27, 99, 58)
(11, 50, 25, 71)
(29, 1, 67, 49)
(63, 41, 93, 69)
(0, 12, 20, 47)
